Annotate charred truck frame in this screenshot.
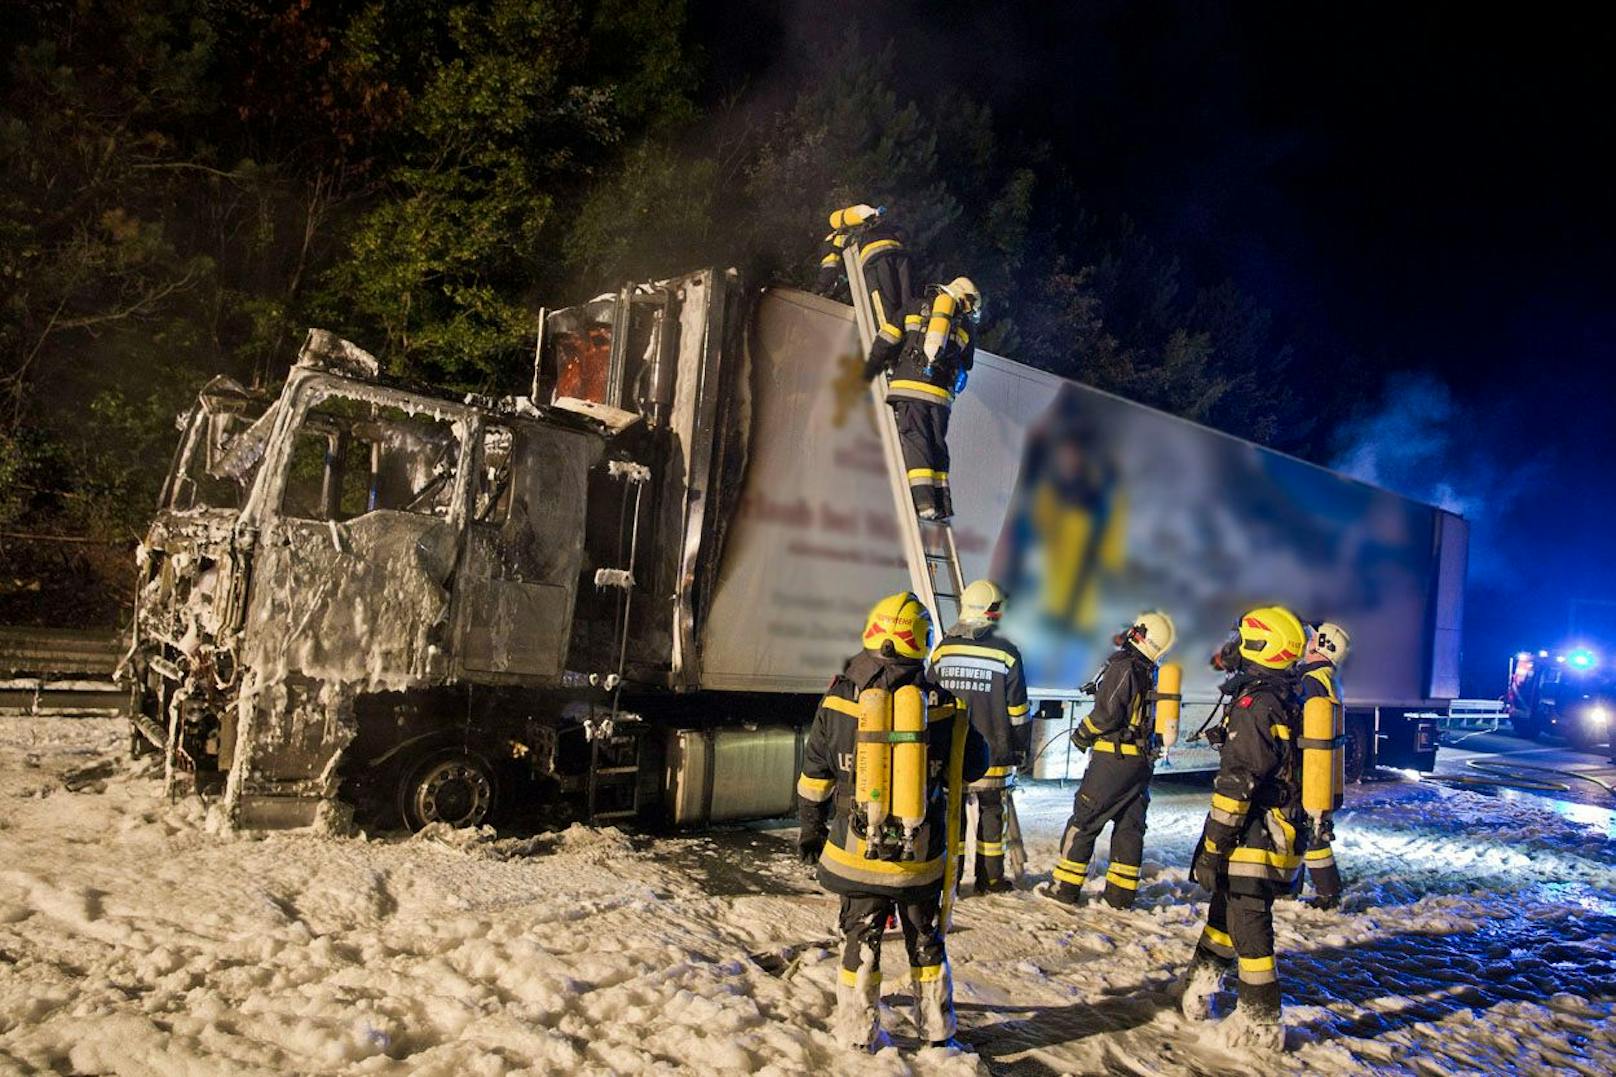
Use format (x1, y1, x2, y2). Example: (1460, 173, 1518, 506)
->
(129, 270, 761, 830)
(129, 267, 1465, 832)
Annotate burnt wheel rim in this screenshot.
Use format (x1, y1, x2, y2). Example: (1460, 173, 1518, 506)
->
(412, 759, 492, 827)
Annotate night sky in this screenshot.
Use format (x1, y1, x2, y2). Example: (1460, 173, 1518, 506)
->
(703, 1, 1616, 694)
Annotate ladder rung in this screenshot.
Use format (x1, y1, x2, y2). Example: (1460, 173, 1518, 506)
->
(593, 766, 639, 776)
(591, 809, 638, 820)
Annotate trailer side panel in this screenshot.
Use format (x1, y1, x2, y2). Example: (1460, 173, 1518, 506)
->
(701, 289, 1456, 711)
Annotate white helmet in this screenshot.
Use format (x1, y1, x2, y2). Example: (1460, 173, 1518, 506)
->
(941, 275, 981, 314)
(958, 579, 1006, 627)
(1312, 621, 1351, 665)
(1127, 611, 1176, 663)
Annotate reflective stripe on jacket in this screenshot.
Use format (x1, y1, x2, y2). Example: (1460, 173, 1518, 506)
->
(932, 628, 1030, 772)
(796, 650, 990, 897)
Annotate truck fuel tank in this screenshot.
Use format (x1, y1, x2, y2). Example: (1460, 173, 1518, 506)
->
(663, 725, 805, 826)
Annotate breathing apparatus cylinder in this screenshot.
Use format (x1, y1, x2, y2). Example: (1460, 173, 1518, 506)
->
(1301, 694, 1345, 817)
(922, 290, 958, 368)
(890, 685, 928, 838)
(856, 688, 892, 842)
(1152, 662, 1183, 749)
(829, 204, 880, 230)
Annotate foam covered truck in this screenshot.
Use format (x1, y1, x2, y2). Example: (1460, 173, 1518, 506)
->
(126, 270, 1466, 830)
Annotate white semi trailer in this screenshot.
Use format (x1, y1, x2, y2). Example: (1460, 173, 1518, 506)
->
(128, 270, 1465, 831)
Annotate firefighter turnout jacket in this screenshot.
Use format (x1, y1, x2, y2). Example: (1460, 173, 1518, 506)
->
(798, 651, 990, 898)
(815, 221, 912, 328)
(866, 293, 977, 407)
(932, 627, 1031, 786)
(1198, 670, 1307, 896)
(1296, 660, 1340, 717)
(1074, 647, 1157, 756)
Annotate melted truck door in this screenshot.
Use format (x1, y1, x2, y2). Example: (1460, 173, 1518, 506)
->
(230, 370, 472, 827)
(451, 417, 601, 682)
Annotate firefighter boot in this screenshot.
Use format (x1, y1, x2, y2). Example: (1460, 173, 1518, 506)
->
(1216, 1008, 1285, 1053)
(975, 850, 1011, 894)
(1220, 956, 1284, 1050)
(1178, 952, 1226, 1021)
(833, 965, 886, 1052)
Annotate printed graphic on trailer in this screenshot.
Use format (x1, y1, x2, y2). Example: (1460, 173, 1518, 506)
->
(700, 289, 1452, 710)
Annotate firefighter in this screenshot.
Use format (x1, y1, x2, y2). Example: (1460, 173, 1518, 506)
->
(1037, 611, 1177, 910)
(813, 203, 914, 337)
(864, 277, 981, 520)
(1179, 606, 1310, 1052)
(796, 592, 990, 1052)
(932, 579, 1031, 894)
(1293, 621, 1350, 909)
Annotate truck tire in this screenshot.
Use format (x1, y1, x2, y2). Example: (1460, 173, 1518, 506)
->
(397, 748, 498, 831)
(1344, 717, 1371, 784)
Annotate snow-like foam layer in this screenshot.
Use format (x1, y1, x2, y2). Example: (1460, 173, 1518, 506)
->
(1, 717, 1611, 1074)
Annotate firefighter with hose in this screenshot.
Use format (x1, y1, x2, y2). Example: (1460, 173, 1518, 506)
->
(1180, 605, 1342, 1051)
(932, 580, 1032, 894)
(1038, 611, 1179, 909)
(1292, 621, 1350, 909)
(796, 592, 989, 1053)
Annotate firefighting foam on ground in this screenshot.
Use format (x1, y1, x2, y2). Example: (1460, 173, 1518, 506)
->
(0, 714, 1611, 1074)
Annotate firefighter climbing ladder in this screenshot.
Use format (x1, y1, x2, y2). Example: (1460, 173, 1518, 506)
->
(842, 232, 972, 930)
(839, 238, 967, 634)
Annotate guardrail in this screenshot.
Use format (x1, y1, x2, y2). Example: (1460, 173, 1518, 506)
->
(1431, 697, 1511, 737)
(0, 626, 131, 717)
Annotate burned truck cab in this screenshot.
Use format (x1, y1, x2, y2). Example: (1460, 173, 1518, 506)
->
(130, 269, 748, 830)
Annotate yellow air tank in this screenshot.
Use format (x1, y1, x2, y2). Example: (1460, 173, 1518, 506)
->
(830, 204, 877, 230)
(1153, 662, 1183, 749)
(923, 290, 958, 364)
(1301, 694, 1345, 817)
(891, 685, 928, 831)
(856, 688, 892, 833)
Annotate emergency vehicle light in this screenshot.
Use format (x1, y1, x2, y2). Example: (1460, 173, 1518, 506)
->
(1568, 648, 1597, 670)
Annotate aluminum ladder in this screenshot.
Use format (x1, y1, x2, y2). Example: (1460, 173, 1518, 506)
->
(839, 238, 967, 633)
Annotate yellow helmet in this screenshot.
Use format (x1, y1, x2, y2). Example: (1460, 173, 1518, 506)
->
(1237, 606, 1306, 670)
(862, 591, 933, 660)
(942, 275, 981, 314)
(958, 579, 1006, 626)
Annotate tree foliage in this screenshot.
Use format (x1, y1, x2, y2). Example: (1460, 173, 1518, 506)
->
(1, 1, 1307, 625)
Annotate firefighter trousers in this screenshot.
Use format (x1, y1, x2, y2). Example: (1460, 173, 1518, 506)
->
(1050, 752, 1151, 907)
(1188, 887, 1281, 1022)
(964, 784, 1007, 885)
(835, 892, 955, 1047)
(892, 399, 952, 518)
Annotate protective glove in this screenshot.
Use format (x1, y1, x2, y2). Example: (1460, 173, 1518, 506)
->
(1191, 837, 1227, 892)
(798, 832, 826, 865)
(1070, 728, 1095, 753)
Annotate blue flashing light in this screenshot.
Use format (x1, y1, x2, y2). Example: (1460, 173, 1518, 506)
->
(1568, 648, 1598, 671)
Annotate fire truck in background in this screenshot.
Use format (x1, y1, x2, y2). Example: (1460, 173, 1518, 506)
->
(1506, 647, 1614, 749)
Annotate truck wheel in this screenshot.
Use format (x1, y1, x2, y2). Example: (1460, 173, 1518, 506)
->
(397, 748, 498, 831)
(1344, 718, 1371, 783)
